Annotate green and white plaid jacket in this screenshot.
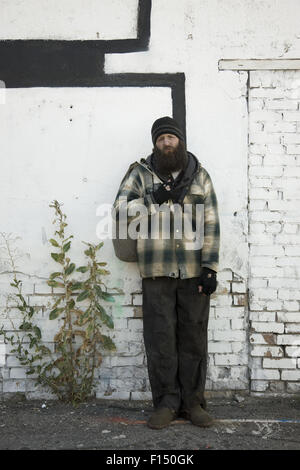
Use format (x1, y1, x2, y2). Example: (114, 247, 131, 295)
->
(113, 153, 220, 279)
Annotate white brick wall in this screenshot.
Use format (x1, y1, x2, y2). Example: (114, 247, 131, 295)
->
(2, 69, 300, 401)
(0, 270, 249, 398)
(206, 272, 248, 391)
(249, 70, 300, 394)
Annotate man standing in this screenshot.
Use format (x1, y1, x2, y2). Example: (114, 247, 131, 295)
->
(112, 116, 220, 429)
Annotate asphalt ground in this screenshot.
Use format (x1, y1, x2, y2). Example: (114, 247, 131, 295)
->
(0, 394, 299, 457)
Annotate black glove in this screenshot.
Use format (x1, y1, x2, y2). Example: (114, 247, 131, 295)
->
(152, 182, 172, 204)
(169, 184, 182, 203)
(152, 181, 182, 204)
(198, 267, 217, 296)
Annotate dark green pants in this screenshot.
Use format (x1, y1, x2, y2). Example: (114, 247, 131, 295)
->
(142, 276, 210, 413)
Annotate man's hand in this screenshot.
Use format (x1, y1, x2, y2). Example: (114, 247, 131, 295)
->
(152, 182, 172, 204)
(198, 267, 217, 296)
(152, 180, 182, 204)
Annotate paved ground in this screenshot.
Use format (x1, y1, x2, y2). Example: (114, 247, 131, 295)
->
(0, 394, 300, 451)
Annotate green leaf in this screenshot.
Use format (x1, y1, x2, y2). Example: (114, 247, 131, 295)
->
(16, 305, 25, 312)
(97, 262, 107, 266)
(76, 266, 89, 273)
(10, 280, 20, 288)
(64, 235, 74, 242)
(101, 334, 116, 351)
(70, 282, 84, 291)
(29, 337, 37, 348)
(78, 310, 90, 325)
(51, 253, 65, 264)
(16, 293, 25, 303)
(47, 280, 62, 288)
(33, 326, 42, 340)
(28, 307, 35, 318)
(96, 242, 104, 250)
(101, 292, 115, 303)
(49, 238, 59, 247)
(96, 303, 114, 329)
(67, 299, 75, 309)
(38, 345, 52, 355)
(50, 272, 62, 279)
(65, 263, 76, 275)
(97, 269, 110, 276)
(95, 285, 103, 298)
(63, 241, 71, 252)
(95, 302, 106, 315)
(76, 290, 90, 302)
(84, 248, 93, 257)
(19, 322, 32, 331)
(49, 307, 64, 320)
(87, 323, 94, 340)
(52, 297, 63, 309)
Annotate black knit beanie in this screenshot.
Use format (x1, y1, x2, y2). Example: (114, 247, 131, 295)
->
(151, 116, 185, 145)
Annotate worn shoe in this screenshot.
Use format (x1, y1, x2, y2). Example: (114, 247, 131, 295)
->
(147, 407, 176, 430)
(182, 405, 215, 428)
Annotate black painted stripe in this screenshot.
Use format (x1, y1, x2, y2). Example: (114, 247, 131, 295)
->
(0, 0, 152, 86)
(0, 0, 186, 139)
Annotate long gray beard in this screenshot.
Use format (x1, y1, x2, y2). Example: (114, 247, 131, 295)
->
(152, 140, 188, 177)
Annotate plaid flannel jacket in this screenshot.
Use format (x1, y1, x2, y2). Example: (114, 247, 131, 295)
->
(112, 154, 220, 279)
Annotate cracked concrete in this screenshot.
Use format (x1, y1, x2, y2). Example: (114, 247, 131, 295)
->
(0, 395, 299, 450)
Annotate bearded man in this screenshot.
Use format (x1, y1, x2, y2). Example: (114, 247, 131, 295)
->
(112, 116, 220, 429)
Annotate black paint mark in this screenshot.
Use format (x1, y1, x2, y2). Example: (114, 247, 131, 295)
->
(0, 0, 151, 87)
(100, 73, 186, 140)
(0, 0, 186, 137)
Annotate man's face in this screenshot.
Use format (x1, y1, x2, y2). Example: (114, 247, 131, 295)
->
(153, 133, 187, 176)
(155, 134, 180, 155)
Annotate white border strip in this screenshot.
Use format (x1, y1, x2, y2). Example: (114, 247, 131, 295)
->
(219, 59, 300, 70)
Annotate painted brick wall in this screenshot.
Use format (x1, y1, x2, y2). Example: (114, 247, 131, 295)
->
(1, 1, 300, 401)
(2, 69, 300, 400)
(248, 70, 300, 395)
(96, 269, 249, 399)
(0, 268, 248, 400)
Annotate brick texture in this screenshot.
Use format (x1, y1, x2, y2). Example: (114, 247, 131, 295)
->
(248, 70, 300, 394)
(1, 69, 300, 400)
